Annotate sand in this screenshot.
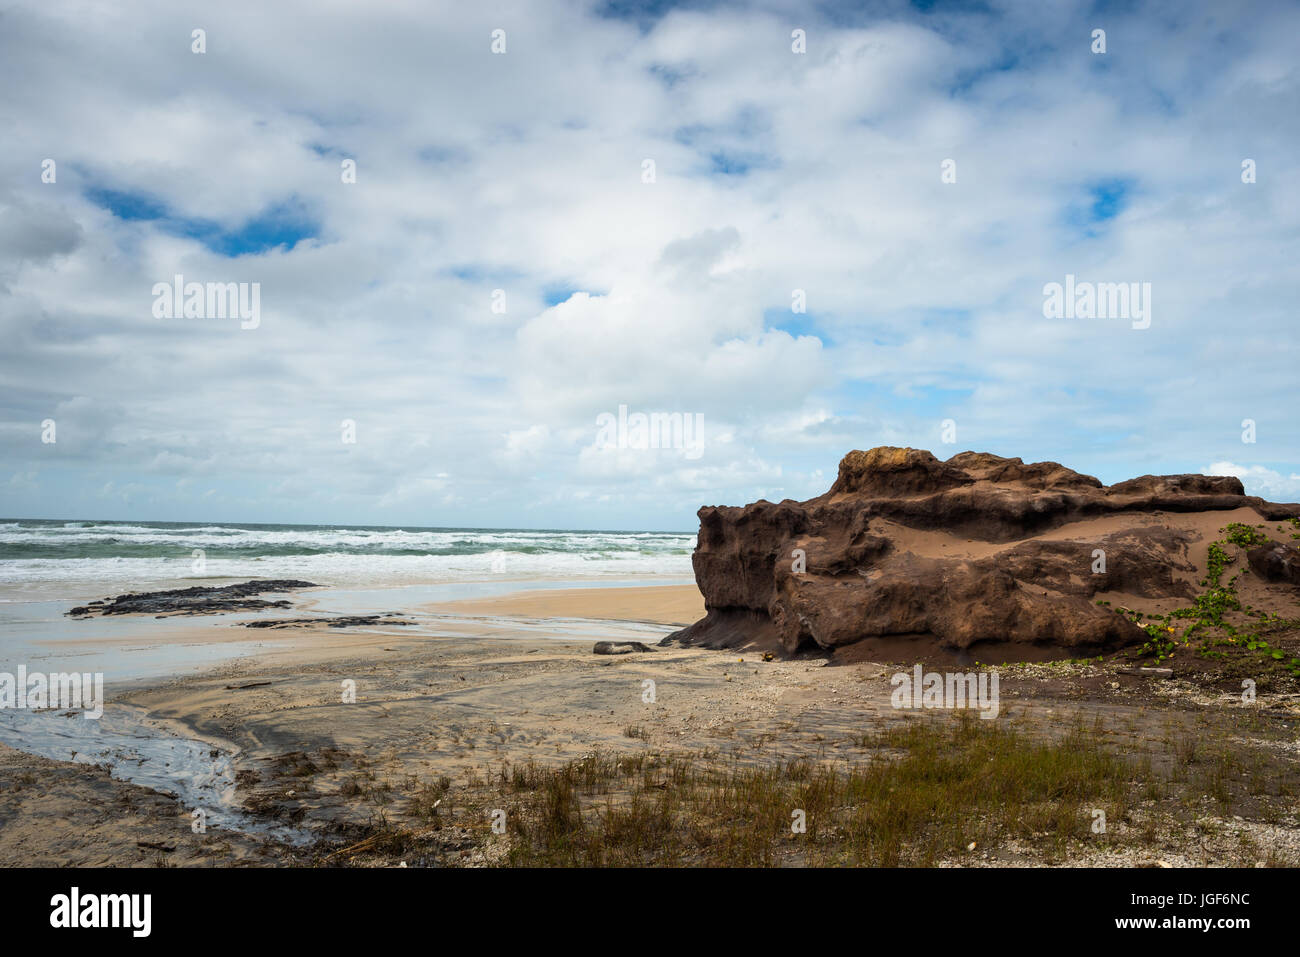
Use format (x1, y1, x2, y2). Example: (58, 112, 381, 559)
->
(423, 583, 705, 626)
(0, 743, 286, 866)
(5, 579, 1300, 867)
(104, 611, 1300, 867)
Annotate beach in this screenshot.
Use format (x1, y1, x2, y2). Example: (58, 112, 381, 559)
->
(3, 569, 1300, 867)
(6, 0, 1298, 930)
(424, 583, 705, 625)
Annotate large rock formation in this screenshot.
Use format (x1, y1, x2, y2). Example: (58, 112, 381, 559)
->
(663, 448, 1300, 664)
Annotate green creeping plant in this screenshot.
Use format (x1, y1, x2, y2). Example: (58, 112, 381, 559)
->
(1136, 530, 1294, 671)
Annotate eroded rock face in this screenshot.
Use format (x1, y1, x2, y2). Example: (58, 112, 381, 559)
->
(663, 448, 1300, 663)
(1247, 542, 1300, 585)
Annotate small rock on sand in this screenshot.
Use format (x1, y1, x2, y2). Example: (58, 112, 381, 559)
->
(593, 641, 654, 655)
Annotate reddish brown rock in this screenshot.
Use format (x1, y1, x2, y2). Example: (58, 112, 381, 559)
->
(1247, 542, 1300, 585)
(663, 448, 1300, 664)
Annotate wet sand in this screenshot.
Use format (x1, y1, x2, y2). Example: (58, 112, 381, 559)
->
(0, 743, 290, 867)
(4, 581, 1299, 867)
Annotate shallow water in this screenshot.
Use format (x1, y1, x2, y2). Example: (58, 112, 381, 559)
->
(0, 576, 688, 844)
(0, 704, 313, 844)
(0, 578, 691, 683)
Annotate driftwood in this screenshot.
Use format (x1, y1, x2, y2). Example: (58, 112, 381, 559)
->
(323, 825, 441, 861)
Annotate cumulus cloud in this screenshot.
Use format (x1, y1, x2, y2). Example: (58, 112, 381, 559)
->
(1, 0, 1297, 528)
(1203, 462, 1300, 503)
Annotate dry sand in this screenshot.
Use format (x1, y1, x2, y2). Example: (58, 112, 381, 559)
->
(423, 583, 705, 626)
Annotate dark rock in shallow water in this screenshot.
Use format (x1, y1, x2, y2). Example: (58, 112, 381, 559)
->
(593, 641, 654, 655)
(661, 447, 1300, 663)
(67, 580, 319, 618)
(241, 615, 413, 629)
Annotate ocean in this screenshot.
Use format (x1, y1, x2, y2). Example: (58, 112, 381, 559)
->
(0, 519, 697, 600)
(0, 520, 700, 843)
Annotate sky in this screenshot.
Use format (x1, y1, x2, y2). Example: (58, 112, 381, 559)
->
(1, 0, 1298, 531)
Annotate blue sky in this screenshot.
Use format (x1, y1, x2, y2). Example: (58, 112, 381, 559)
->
(85, 186, 320, 256)
(1, 0, 1298, 530)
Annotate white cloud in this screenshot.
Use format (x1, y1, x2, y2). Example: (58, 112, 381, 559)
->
(1, 0, 1298, 528)
(1203, 462, 1300, 503)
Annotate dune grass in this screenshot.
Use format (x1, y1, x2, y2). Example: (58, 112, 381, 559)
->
(499, 715, 1137, 866)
